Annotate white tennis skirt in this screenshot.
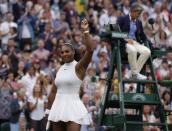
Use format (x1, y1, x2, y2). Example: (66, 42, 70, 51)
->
(48, 93, 90, 125)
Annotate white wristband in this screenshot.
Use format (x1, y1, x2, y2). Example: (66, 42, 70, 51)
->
(45, 109, 50, 115)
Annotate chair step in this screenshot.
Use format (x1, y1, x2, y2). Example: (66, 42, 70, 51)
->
(158, 80, 172, 87)
(124, 93, 161, 105)
(123, 79, 156, 84)
(122, 79, 172, 86)
(102, 114, 125, 125)
(100, 115, 142, 131)
(99, 126, 123, 131)
(126, 121, 166, 126)
(100, 114, 168, 130)
(104, 125, 142, 131)
(152, 49, 172, 58)
(106, 93, 161, 108)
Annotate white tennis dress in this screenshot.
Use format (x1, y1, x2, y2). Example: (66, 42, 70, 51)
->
(48, 60, 90, 125)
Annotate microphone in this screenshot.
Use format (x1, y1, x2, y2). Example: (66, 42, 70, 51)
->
(148, 18, 155, 29)
(148, 18, 157, 48)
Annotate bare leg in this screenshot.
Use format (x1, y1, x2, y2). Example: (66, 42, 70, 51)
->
(67, 121, 81, 131)
(52, 121, 67, 131)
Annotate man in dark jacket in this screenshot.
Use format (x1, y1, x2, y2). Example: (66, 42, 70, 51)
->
(117, 3, 151, 80)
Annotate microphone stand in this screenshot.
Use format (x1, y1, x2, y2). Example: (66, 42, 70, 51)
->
(151, 24, 157, 48)
(148, 18, 157, 49)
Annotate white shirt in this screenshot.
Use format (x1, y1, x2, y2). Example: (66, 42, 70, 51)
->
(9, 21, 18, 28)
(28, 96, 45, 120)
(19, 73, 37, 96)
(22, 24, 31, 38)
(99, 12, 117, 33)
(0, 3, 8, 14)
(123, 6, 129, 15)
(0, 21, 10, 44)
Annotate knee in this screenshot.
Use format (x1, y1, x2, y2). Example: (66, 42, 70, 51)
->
(144, 49, 151, 57)
(126, 46, 137, 54)
(141, 48, 151, 57)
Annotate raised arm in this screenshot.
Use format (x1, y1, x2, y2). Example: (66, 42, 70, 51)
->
(75, 19, 95, 80)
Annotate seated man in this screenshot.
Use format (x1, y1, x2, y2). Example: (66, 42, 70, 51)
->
(117, 3, 151, 80)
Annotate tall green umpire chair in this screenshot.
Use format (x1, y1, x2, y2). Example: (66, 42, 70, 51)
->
(96, 23, 172, 131)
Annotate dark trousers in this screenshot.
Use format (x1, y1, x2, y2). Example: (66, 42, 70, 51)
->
(0, 119, 10, 131)
(31, 118, 46, 131)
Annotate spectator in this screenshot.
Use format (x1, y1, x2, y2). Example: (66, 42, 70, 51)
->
(161, 90, 172, 111)
(159, 58, 169, 79)
(0, 79, 12, 130)
(19, 64, 37, 97)
(96, 72, 107, 96)
(84, 66, 98, 97)
(28, 83, 46, 131)
(97, 47, 110, 74)
(52, 11, 70, 39)
(122, 0, 130, 15)
(32, 39, 50, 70)
(0, 54, 10, 80)
(39, 23, 54, 51)
(81, 93, 94, 131)
(64, 1, 78, 28)
(0, 1, 9, 15)
(143, 105, 160, 131)
(10, 92, 21, 131)
(0, 16, 10, 51)
(155, 30, 170, 49)
(8, 39, 20, 74)
(15, 61, 25, 81)
(99, 1, 118, 33)
(167, 114, 172, 124)
(17, 5, 37, 51)
(40, 1, 55, 23)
